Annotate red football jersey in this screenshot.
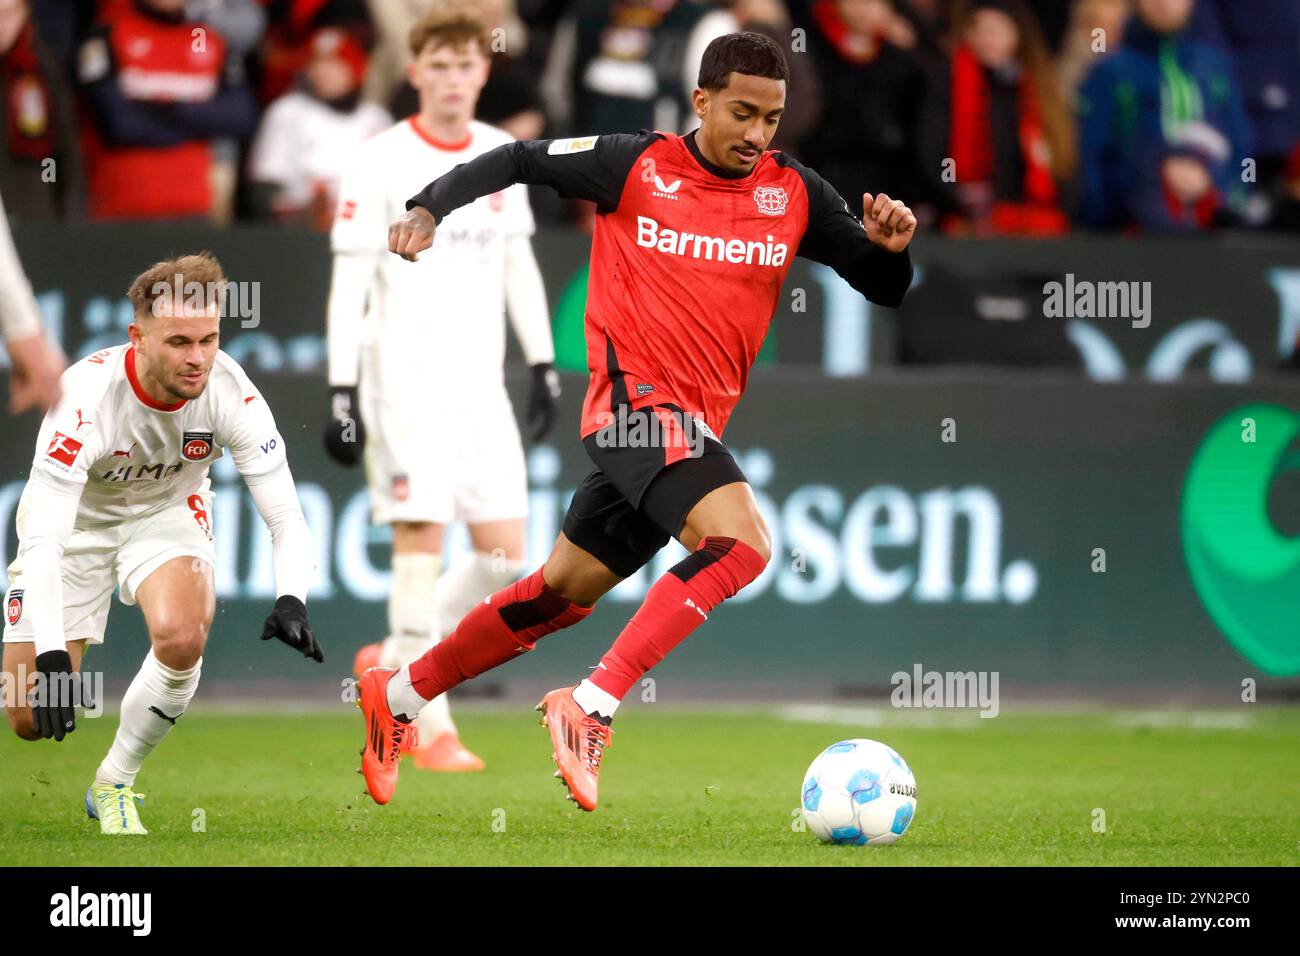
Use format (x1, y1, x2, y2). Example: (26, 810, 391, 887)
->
(410, 129, 912, 440)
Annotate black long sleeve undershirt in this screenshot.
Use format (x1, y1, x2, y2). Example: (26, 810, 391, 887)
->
(406, 132, 914, 308)
(406, 132, 657, 221)
(781, 151, 914, 307)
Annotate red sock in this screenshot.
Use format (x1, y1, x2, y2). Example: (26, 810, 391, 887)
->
(408, 567, 592, 701)
(589, 536, 767, 700)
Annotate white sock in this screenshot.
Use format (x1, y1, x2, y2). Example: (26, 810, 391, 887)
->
(572, 678, 620, 721)
(386, 665, 427, 722)
(392, 549, 526, 738)
(95, 650, 201, 787)
(381, 671, 462, 740)
(433, 549, 527, 639)
(381, 552, 452, 734)
(380, 552, 442, 668)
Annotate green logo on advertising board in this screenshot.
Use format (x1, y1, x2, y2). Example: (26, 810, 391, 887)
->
(1182, 403, 1300, 674)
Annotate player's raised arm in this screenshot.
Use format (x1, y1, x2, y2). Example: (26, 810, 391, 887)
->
(389, 132, 659, 261)
(222, 374, 322, 662)
(790, 160, 916, 308)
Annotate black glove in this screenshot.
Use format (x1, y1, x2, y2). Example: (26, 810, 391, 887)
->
(29, 649, 78, 741)
(527, 363, 561, 441)
(323, 385, 365, 466)
(260, 595, 323, 663)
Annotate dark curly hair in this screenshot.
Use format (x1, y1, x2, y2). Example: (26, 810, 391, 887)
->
(696, 31, 789, 92)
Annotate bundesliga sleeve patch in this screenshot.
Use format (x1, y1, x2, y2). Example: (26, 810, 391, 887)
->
(548, 136, 598, 155)
(45, 432, 83, 468)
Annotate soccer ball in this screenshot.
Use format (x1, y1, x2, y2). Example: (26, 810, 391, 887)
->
(800, 738, 917, 846)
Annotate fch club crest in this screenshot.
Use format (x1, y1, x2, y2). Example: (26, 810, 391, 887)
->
(182, 431, 214, 461)
(6, 589, 23, 626)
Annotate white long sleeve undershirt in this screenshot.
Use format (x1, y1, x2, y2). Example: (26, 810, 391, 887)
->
(244, 460, 314, 602)
(326, 251, 380, 387)
(503, 233, 554, 367)
(14, 471, 80, 656)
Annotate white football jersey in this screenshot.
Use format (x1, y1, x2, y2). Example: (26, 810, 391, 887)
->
(27, 344, 286, 525)
(330, 117, 535, 393)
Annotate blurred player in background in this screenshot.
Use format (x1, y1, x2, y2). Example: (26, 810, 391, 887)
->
(2, 252, 322, 835)
(0, 189, 64, 413)
(367, 32, 916, 810)
(324, 9, 559, 772)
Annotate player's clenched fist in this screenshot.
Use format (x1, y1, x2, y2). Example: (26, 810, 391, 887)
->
(260, 595, 324, 662)
(862, 193, 917, 253)
(388, 207, 437, 261)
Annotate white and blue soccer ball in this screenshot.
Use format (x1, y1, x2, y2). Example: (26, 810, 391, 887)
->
(801, 739, 917, 846)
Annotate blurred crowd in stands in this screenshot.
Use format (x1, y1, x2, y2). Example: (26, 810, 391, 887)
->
(1, 0, 1298, 235)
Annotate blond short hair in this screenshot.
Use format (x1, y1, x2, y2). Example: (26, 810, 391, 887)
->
(127, 251, 228, 320)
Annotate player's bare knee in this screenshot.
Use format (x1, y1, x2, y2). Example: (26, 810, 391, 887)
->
(687, 510, 772, 568)
(393, 521, 442, 553)
(707, 522, 771, 568)
(149, 618, 209, 669)
(691, 532, 769, 600)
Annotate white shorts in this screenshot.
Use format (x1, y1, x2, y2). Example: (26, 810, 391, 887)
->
(3, 490, 216, 646)
(360, 376, 529, 526)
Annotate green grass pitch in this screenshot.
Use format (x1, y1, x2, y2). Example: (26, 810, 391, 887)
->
(1, 706, 1296, 866)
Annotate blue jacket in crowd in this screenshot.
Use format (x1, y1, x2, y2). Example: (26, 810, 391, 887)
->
(1077, 13, 1253, 229)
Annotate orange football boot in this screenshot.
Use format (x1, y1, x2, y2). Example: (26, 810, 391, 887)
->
(353, 642, 382, 680)
(356, 667, 419, 805)
(411, 731, 486, 772)
(536, 687, 612, 811)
